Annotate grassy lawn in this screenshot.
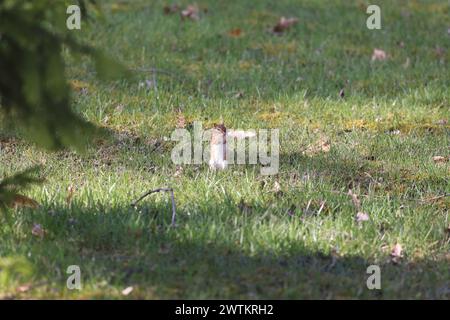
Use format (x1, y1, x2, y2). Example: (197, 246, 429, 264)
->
(0, 0, 449, 299)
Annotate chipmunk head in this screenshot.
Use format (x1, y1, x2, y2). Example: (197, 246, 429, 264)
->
(209, 122, 227, 169)
(212, 123, 226, 134)
(210, 123, 226, 145)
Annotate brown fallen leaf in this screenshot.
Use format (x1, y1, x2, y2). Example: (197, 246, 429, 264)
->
(31, 223, 45, 239)
(302, 136, 331, 156)
(371, 48, 388, 61)
(272, 16, 298, 34)
(228, 28, 242, 37)
(433, 156, 448, 164)
(390, 243, 403, 264)
(181, 4, 199, 21)
(9, 194, 40, 209)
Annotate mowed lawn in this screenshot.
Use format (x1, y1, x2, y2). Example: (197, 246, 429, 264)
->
(0, 0, 449, 299)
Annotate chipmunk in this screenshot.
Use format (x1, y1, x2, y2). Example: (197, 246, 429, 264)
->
(209, 123, 256, 170)
(209, 123, 228, 170)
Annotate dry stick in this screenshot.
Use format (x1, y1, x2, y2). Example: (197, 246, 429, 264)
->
(131, 188, 176, 227)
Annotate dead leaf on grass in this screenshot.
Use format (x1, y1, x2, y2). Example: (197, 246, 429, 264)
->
(390, 243, 403, 264)
(302, 136, 331, 156)
(272, 17, 298, 34)
(181, 4, 200, 21)
(228, 28, 243, 37)
(371, 48, 388, 61)
(433, 156, 448, 164)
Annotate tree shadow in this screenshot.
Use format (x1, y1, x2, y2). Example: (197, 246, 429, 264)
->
(1, 199, 449, 299)
(279, 150, 448, 195)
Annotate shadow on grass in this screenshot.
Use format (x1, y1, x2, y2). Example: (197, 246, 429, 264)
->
(1, 199, 449, 299)
(280, 151, 448, 195)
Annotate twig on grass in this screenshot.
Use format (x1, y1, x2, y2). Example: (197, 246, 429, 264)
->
(131, 188, 177, 227)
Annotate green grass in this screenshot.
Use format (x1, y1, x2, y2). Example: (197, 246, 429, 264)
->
(1, 0, 449, 299)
